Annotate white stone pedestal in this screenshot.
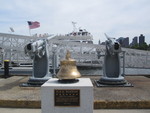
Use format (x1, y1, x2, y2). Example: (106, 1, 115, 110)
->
(41, 78, 93, 113)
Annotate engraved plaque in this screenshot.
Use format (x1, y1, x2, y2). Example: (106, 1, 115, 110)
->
(54, 89, 80, 107)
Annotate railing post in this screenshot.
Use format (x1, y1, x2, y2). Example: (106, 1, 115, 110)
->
(4, 60, 10, 78)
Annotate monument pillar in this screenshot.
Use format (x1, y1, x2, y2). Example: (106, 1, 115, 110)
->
(41, 78, 93, 113)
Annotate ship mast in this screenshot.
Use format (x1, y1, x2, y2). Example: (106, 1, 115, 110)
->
(72, 21, 77, 32)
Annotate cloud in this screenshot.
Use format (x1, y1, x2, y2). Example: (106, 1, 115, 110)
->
(0, 0, 150, 44)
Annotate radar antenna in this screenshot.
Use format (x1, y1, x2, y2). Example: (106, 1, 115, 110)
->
(72, 21, 77, 32)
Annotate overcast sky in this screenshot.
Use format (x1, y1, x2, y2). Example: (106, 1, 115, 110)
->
(0, 0, 150, 44)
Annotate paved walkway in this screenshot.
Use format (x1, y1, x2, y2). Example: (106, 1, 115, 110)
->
(0, 76, 150, 109)
(0, 108, 150, 113)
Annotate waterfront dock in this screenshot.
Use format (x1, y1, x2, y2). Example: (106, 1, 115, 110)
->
(0, 75, 150, 109)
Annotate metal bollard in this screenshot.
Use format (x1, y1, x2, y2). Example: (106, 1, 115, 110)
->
(4, 60, 10, 78)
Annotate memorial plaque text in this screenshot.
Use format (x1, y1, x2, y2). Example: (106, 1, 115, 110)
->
(54, 89, 80, 107)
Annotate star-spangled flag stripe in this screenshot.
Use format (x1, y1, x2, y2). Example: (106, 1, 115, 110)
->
(27, 21, 40, 29)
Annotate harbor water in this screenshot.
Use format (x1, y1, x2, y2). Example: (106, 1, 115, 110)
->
(0, 67, 150, 76)
(79, 68, 150, 76)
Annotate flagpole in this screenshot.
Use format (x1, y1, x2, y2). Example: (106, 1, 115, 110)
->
(29, 28, 31, 36)
(27, 21, 31, 36)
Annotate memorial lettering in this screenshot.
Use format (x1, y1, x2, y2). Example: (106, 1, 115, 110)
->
(54, 89, 80, 107)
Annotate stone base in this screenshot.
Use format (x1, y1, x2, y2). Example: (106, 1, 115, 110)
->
(95, 80, 133, 87)
(41, 78, 93, 113)
(20, 77, 50, 87)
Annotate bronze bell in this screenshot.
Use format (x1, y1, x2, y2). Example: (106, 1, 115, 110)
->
(56, 50, 81, 82)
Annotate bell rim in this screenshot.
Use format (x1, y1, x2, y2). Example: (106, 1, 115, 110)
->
(56, 71, 81, 80)
(57, 75, 81, 80)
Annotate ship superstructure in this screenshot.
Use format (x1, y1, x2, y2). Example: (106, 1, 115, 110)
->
(0, 23, 150, 69)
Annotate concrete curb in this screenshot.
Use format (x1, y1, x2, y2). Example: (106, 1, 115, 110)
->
(0, 100, 40, 108)
(94, 100, 150, 109)
(1, 100, 150, 109)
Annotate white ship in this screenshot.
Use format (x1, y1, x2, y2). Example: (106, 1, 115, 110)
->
(49, 22, 102, 69)
(52, 22, 93, 43)
(0, 22, 150, 70)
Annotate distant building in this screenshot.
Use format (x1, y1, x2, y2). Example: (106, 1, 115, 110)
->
(117, 37, 129, 47)
(131, 36, 138, 46)
(123, 37, 129, 47)
(139, 34, 145, 46)
(117, 37, 124, 45)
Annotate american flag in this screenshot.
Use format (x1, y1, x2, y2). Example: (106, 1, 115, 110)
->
(27, 21, 40, 29)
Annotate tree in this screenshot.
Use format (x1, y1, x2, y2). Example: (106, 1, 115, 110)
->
(130, 43, 149, 50)
(138, 42, 148, 50)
